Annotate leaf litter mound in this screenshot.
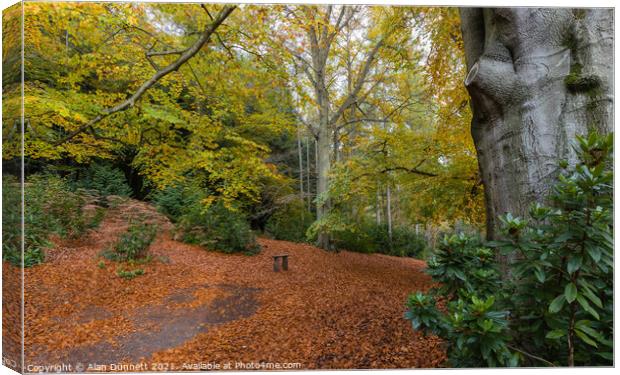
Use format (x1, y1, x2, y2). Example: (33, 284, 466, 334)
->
(3, 199, 446, 371)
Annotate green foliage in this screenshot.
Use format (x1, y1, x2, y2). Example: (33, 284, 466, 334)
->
(178, 201, 260, 254)
(151, 183, 202, 223)
(104, 221, 157, 262)
(405, 131, 614, 367)
(308, 214, 427, 257)
(406, 232, 513, 367)
(265, 198, 314, 242)
(406, 292, 516, 367)
(2, 175, 47, 267)
(491, 131, 613, 366)
(29, 174, 87, 238)
(116, 266, 145, 280)
(152, 181, 259, 254)
(3, 173, 93, 267)
(426, 233, 500, 298)
(74, 163, 132, 197)
(87, 207, 107, 229)
(372, 224, 428, 258)
(325, 220, 375, 254)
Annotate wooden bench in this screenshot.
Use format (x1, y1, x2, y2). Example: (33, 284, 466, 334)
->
(273, 254, 289, 272)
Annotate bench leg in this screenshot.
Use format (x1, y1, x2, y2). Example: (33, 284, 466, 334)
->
(273, 257, 280, 272)
(282, 256, 288, 271)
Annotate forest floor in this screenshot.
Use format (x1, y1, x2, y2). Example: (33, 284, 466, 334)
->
(3, 199, 446, 371)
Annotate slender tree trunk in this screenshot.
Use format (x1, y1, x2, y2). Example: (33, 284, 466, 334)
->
(333, 127, 340, 163)
(460, 8, 613, 245)
(395, 184, 401, 225)
(376, 185, 382, 225)
(297, 127, 304, 203)
(306, 137, 312, 209)
(314, 137, 319, 180)
(386, 185, 392, 245)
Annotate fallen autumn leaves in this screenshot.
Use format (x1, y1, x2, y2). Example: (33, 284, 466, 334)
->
(3, 199, 446, 371)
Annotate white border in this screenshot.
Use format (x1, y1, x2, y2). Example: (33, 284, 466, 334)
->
(0, 2, 617, 375)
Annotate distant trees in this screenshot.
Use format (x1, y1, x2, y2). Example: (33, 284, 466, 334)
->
(270, 6, 477, 249)
(269, 6, 407, 248)
(3, 4, 491, 248)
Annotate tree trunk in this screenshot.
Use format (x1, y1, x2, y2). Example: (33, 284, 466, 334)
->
(376, 185, 382, 225)
(306, 137, 312, 209)
(300, 5, 385, 250)
(316, 90, 333, 249)
(297, 127, 304, 203)
(460, 8, 613, 242)
(386, 184, 393, 246)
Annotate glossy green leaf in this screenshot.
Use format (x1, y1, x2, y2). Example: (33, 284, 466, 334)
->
(545, 329, 565, 339)
(564, 283, 578, 303)
(549, 294, 565, 313)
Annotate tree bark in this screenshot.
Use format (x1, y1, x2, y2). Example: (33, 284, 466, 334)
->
(316, 106, 332, 249)
(297, 126, 304, 203)
(306, 136, 312, 208)
(300, 5, 385, 250)
(460, 8, 613, 242)
(386, 184, 392, 245)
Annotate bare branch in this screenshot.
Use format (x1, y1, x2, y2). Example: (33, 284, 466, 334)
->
(337, 117, 389, 129)
(506, 345, 555, 367)
(352, 164, 438, 181)
(145, 49, 186, 57)
(329, 37, 385, 126)
(55, 5, 236, 145)
(202, 4, 235, 60)
(292, 109, 319, 139)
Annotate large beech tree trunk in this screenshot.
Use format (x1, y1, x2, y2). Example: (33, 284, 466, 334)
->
(459, 8, 613, 241)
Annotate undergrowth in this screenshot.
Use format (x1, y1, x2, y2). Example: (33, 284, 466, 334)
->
(405, 131, 613, 367)
(3, 173, 108, 267)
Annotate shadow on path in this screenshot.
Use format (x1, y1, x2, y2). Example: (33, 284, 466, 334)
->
(38, 284, 259, 369)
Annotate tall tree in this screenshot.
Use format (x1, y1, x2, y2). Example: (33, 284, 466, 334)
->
(459, 8, 613, 241)
(274, 5, 412, 249)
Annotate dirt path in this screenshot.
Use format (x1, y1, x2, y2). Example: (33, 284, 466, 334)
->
(12, 199, 445, 370)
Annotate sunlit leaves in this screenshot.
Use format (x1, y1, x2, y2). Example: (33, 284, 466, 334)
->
(11, 2, 297, 211)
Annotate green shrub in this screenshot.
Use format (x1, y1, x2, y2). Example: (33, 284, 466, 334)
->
(151, 183, 202, 223)
(405, 131, 613, 367)
(179, 201, 259, 254)
(75, 163, 132, 197)
(116, 266, 145, 280)
(87, 207, 107, 229)
(491, 132, 613, 366)
(104, 221, 157, 262)
(310, 216, 427, 258)
(405, 233, 512, 367)
(2, 175, 47, 267)
(29, 174, 87, 238)
(152, 182, 259, 254)
(426, 233, 500, 298)
(329, 222, 374, 253)
(265, 198, 313, 243)
(3, 173, 91, 267)
(369, 223, 428, 258)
